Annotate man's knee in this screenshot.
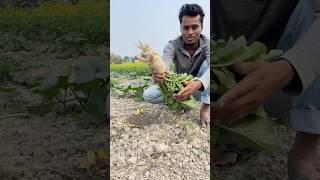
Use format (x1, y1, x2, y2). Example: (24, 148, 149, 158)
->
(143, 88, 154, 102)
(143, 86, 161, 103)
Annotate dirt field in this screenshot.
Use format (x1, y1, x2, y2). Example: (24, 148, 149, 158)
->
(110, 77, 320, 180)
(0, 47, 107, 179)
(110, 93, 210, 180)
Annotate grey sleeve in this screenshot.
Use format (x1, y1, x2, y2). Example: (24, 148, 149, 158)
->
(282, 2, 320, 93)
(197, 44, 210, 90)
(312, 0, 320, 17)
(162, 42, 175, 71)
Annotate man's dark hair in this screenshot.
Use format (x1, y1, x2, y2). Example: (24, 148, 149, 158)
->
(178, 4, 205, 25)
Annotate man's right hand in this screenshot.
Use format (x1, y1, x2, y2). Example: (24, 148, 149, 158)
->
(153, 70, 169, 84)
(212, 59, 295, 125)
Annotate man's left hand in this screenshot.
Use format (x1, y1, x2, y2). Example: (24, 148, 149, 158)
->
(174, 80, 202, 101)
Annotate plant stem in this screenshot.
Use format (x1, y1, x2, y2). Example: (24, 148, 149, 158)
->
(63, 88, 67, 115)
(54, 94, 63, 104)
(70, 87, 85, 110)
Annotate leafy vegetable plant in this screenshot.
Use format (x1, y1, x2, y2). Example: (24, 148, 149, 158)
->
(31, 58, 107, 125)
(211, 36, 283, 156)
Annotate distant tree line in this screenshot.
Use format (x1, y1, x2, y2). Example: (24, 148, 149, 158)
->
(110, 52, 137, 64)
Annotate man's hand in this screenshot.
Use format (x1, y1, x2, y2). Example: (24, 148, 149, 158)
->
(212, 59, 295, 125)
(153, 70, 169, 84)
(174, 80, 203, 101)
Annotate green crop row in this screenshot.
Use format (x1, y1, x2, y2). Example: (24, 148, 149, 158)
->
(0, 0, 109, 44)
(110, 62, 151, 77)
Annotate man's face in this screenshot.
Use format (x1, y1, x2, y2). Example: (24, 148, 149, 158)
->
(180, 15, 203, 45)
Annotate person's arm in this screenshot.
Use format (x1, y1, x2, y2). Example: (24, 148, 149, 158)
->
(175, 39, 210, 101)
(175, 60, 210, 101)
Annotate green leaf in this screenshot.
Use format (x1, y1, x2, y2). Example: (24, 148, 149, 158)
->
(87, 149, 96, 166)
(54, 76, 69, 89)
(239, 41, 267, 61)
(220, 116, 279, 153)
(167, 98, 174, 105)
(250, 106, 268, 118)
(216, 44, 235, 61)
(261, 49, 283, 62)
(44, 89, 60, 103)
(212, 68, 235, 89)
(213, 36, 247, 67)
(97, 148, 107, 160)
(82, 86, 107, 125)
(170, 101, 180, 110)
(233, 36, 247, 47)
(180, 98, 199, 110)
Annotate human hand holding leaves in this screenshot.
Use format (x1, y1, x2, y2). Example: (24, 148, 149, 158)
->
(174, 80, 202, 101)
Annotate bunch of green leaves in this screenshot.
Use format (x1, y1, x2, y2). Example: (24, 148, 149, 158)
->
(160, 72, 199, 110)
(32, 58, 107, 125)
(120, 79, 151, 101)
(211, 36, 283, 156)
(109, 78, 121, 95)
